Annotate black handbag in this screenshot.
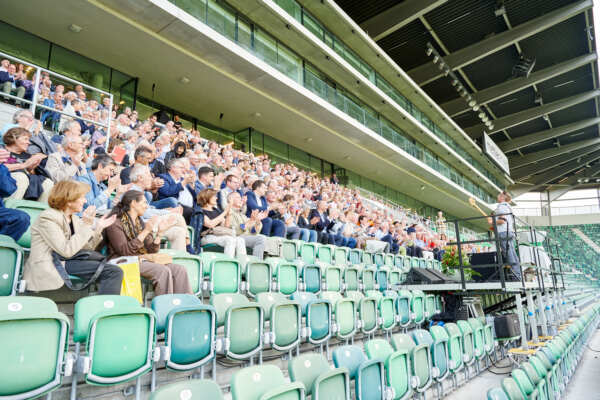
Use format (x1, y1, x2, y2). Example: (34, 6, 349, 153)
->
(51, 250, 114, 291)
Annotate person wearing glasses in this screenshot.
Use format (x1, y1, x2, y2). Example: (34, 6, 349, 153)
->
(76, 154, 124, 212)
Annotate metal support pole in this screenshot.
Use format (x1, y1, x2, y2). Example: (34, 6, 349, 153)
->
(515, 293, 529, 350)
(31, 69, 41, 115)
(537, 292, 549, 337)
(526, 291, 539, 344)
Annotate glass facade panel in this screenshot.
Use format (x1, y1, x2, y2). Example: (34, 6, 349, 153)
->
(263, 135, 288, 164)
(49, 45, 111, 92)
(171, 0, 207, 21)
(0, 21, 50, 67)
(289, 146, 311, 170)
(237, 17, 253, 52)
(207, 0, 236, 40)
(234, 128, 250, 152)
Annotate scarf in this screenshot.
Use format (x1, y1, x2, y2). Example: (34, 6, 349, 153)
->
(121, 212, 147, 254)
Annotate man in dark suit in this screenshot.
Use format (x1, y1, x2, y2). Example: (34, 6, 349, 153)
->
(245, 179, 285, 237)
(157, 158, 196, 222)
(309, 200, 333, 244)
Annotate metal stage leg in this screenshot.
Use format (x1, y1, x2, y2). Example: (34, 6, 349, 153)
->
(515, 293, 529, 351)
(526, 291, 539, 344)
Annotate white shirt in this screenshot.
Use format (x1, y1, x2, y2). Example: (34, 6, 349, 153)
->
(494, 202, 514, 233)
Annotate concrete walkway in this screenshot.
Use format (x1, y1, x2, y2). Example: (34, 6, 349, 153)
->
(564, 327, 600, 400)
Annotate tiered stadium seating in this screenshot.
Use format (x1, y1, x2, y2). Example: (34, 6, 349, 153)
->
(487, 303, 600, 400)
(541, 225, 599, 278)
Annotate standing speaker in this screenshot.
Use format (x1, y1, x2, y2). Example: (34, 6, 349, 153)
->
(494, 314, 520, 338)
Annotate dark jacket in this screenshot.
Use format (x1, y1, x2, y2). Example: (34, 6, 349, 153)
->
(308, 209, 333, 232)
(245, 191, 268, 217)
(157, 173, 184, 200)
(0, 164, 17, 207)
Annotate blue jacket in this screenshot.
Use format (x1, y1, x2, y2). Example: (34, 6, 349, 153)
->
(0, 71, 17, 85)
(76, 171, 111, 210)
(157, 173, 184, 200)
(0, 164, 17, 207)
(245, 191, 267, 217)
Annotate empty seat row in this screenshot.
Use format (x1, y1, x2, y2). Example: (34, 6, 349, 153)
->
(487, 302, 600, 400)
(1, 292, 495, 399)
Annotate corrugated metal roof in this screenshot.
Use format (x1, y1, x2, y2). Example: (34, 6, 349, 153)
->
(332, 0, 597, 187)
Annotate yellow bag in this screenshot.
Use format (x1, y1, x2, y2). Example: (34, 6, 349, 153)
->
(111, 256, 143, 304)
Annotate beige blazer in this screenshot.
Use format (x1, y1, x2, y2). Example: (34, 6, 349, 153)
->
(23, 207, 103, 291)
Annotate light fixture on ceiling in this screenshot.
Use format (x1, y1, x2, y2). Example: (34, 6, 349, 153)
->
(179, 76, 190, 84)
(426, 46, 434, 56)
(432, 55, 439, 64)
(472, 105, 480, 111)
(69, 24, 83, 33)
(488, 124, 494, 130)
(468, 99, 476, 107)
(251, 112, 262, 118)
(420, 185, 426, 191)
(305, 137, 313, 142)
(478, 112, 485, 119)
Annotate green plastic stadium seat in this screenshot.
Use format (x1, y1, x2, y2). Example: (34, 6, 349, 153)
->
(291, 292, 332, 345)
(232, 364, 305, 400)
(531, 355, 556, 400)
(210, 293, 264, 361)
(317, 244, 334, 264)
(521, 362, 548, 400)
(512, 368, 539, 400)
(199, 252, 240, 293)
(5, 199, 48, 248)
(257, 292, 301, 352)
(301, 263, 322, 294)
(376, 267, 389, 291)
(321, 263, 343, 292)
(151, 294, 216, 377)
(289, 353, 350, 400)
(488, 387, 510, 400)
(72, 295, 156, 397)
(457, 320, 476, 370)
(396, 290, 412, 328)
(384, 254, 394, 267)
(150, 379, 223, 400)
(244, 256, 272, 297)
(344, 265, 360, 292)
(364, 339, 412, 400)
(414, 328, 449, 387)
(0, 297, 70, 399)
(333, 345, 386, 400)
(349, 249, 363, 265)
(280, 240, 299, 262)
(346, 291, 378, 335)
(0, 235, 24, 296)
(410, 257, 419, 268)
(468, 318, 486, 362)
(391, 333, 432, 393)
(411, 290, 425, 325)
(267, 257, 299, 295)
(374, 253, 385, 267)
(502, 377, 526, 400)
(359, 265, 377, 292)
(299, 242, 317, 264)
(362, 252, 373, 265)
(320, 291, 356, 340)
(442, 323, 465, 383)
(427, 326, 451, 385)
(424, 294, 436, 320)
(334, 247, 349, 266)
(389, 268, 401, 286)
(159, 250, 203, 295)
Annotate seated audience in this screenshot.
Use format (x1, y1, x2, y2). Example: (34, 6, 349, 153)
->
(0, 148, 29, 240)
(197, 188, 246, 259)
(2, 127, 53, 202)
(104, 190, 193, 295)
(228, 191, 267, 260)
(246, 179, 286, 237)
(77, 154, 121, 211)
(45, 135, 86, 182)
(128, 164, 188, 251)
(23, 180, 122, 293)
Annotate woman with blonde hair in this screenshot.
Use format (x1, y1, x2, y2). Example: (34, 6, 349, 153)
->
(23, 180, 122, 293)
